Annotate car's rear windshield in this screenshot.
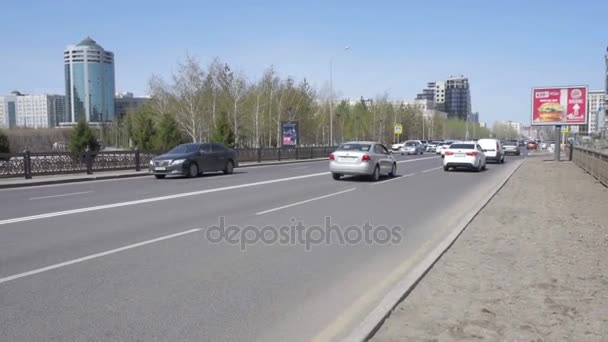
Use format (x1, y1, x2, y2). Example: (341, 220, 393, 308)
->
(337, 143, 371, 151)
(504, 141, 518, 146)
(168, 144, 200, 154)
(405, 142, 418, 146)
(449, 144, 475, 149)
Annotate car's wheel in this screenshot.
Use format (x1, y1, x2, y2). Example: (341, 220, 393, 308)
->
(481, 163, 487, 171)
(155, 175, 165, 179)
(500, 156, 505, 164)
(187, 163, 199, 178)
(443, 165, 449, 171)
(389, 163, 397, 177)
(223, 160, 234, 174)
(371, 165, 380, 181)
(332, 173, 341, 180)
(475, 163, 482, 172)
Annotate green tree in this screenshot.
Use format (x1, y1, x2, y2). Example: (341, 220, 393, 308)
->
(129, 107, 156, 150)
(155, 113, 184, 150)
(69, 120, 100, 154)
(211, 111, 235, 147)
(0, 129, 9, 153)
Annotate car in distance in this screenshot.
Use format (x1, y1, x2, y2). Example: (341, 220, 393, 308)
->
(527, 140, 538, 150)
(436, 141, 453, 155)
(477, 138, 504, 163)
(329, 141, 397, 181)
(443, 142, 486, 172)
(503, 140, 520, 155)
(397, 140, 425, 155)
(149, 142, 238, 179)
(426, 140, 441, 152)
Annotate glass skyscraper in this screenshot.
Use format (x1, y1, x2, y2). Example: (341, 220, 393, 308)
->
(63, 37, 115, 125)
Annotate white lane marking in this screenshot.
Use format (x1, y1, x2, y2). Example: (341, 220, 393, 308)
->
(396, 156, 436, 164)
(371, 174, 415, 186)
(29, 191, 93, 201)
(421, 166, 442, 173)
(0, 228, 201, 285)
(0, 172, 330, 226)
(256, 188, 357, 215)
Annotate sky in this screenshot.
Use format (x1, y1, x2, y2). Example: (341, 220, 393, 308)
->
(1, 0, 606, 125)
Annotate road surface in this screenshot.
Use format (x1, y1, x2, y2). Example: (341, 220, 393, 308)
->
(0, 151, 527, 341)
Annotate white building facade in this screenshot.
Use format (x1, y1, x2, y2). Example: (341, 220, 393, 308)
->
(15, 95, 65, 128)
(588, 90, 605, 133)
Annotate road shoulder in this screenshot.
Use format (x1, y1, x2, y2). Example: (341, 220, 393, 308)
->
(371, 159, 608, 341)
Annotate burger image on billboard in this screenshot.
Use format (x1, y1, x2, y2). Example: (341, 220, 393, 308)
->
(537, 102, 564, 122)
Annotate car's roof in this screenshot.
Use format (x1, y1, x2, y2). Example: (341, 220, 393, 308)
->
(341, 141, 380, 145)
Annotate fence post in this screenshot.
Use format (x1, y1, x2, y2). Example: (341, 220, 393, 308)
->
(278, 148, 282, 161)
(135, 148, 141, 171)
(23, 149, 32, 179)
(85, 147, 93, 175)
(257, 148, 262, 163)
(295, 147, 299, 160)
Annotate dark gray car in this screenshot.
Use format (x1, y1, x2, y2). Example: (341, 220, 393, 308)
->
(149, 142, 238, 179)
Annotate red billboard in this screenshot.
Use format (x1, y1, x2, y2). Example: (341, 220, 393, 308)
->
(531, 86, 588, 126)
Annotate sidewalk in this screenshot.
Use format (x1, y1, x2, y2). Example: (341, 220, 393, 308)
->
(372, 159, 608, 341)
(0, 158, 327, 188)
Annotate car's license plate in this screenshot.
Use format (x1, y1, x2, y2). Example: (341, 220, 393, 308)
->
(455, 153, 465, 158)
(155, 167, 166, 171)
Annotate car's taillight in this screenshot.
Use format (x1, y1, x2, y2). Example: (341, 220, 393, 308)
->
(361, 154, 371, 162)
(466, 151, 478, 156)
(445, 151, 454, 156)
(329, 153, 335, 160)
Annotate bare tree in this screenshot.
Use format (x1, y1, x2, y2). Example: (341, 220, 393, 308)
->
(172, 55, 206, 142)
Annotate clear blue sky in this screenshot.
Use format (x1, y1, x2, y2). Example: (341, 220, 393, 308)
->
(1, 0, 606, 125)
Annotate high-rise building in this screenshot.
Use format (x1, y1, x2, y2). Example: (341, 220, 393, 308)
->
(114, 92, 150, 121)
(0, 93, 17, 129)
(16, 94, 65, 128)
(470, 112, 479, 123)
(445, 75, 472, 120)
(63, 36, 115, 126)
(588, 90, 605, 133)
(604, 45, 608, 131)
(416, 76, 471, 119)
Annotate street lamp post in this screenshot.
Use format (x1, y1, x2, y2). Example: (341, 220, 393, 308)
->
(330, 45, 350, 146)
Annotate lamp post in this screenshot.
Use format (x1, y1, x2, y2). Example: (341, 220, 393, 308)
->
(330, 45, 350, 146)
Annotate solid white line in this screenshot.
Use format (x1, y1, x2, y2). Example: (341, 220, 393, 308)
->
(396, 156, 436, 164)
(0, 228, 201, 285)
(29, 191, 93, 200)
(0, 172, 330, 226)
(421, 166, 442, 173)
(255, 188, 357, 215)
(371, 174, 415, 186)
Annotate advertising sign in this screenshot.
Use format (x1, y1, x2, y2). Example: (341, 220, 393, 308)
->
(281, 121, 298, 146)
(531, 86, 588, 126)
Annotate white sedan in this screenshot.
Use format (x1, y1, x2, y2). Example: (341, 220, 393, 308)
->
(443, 142, 486, 172)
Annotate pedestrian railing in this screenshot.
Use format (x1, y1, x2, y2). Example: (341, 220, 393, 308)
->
(571, 146, 608, 186)
(0, 146, 336, 179)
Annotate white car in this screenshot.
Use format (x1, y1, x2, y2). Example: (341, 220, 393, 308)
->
(443, 142, 486, 172)
(426, 141, 439, 152)
(439, 141, 462, 157)
(329, 141, 397, 181)
(477, 138, 504, 163)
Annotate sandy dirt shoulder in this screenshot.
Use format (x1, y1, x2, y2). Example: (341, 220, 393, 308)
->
(372, 159, 608, 341)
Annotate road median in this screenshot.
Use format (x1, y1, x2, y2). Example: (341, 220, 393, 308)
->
(369, 159, 608, 341)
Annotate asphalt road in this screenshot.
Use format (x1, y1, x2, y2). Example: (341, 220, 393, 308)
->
(0, 149, 529, 341)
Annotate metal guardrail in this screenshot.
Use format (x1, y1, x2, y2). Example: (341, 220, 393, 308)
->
(0, 146, 336, 179)
(571, 146, 608, 186)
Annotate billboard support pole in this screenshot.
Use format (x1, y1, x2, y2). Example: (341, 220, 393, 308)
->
(554, 125, 561, 161)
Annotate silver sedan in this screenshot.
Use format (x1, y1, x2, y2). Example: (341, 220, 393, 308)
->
(329, 141, 397, 181)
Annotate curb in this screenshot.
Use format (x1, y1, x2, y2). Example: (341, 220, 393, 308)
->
(0, 158, 329, 189)
(343, 157, 527, 342)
